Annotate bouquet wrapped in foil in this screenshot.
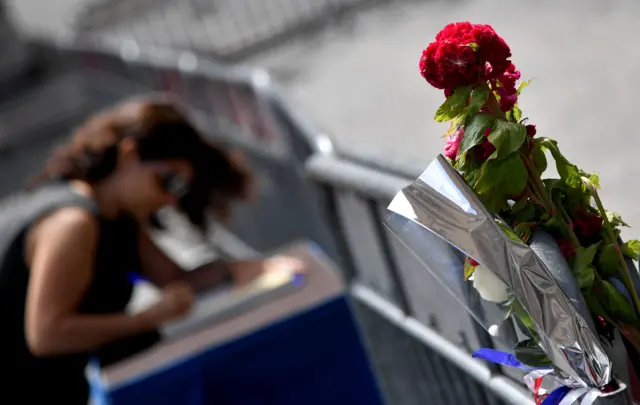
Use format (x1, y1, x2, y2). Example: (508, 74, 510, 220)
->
(385, 21, 640, 404)
(386, 155, 630, 404)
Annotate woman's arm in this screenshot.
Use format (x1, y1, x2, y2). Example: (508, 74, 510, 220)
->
(137, 230, 232, 293)
(137, 230, 304, 293)
(25, 208, 155, 357)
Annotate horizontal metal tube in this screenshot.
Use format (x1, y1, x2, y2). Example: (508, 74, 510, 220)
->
(306, 154, 411, 202)
(351, 283, 534, 405)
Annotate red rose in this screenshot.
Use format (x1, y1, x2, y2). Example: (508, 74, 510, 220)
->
(491, 63, 520, 112)
(556, 238, 576, 259)
(435, 22, 475, 42)
(502, 63, 521, 85)
(473, 25, 512, 78)
(498, 91, 518, 112)
(444, 127, 465, 159)
(526, 125, 537, 137)
(475, 127, 495, 160)
(419, 22, 512, 90)
(573, 206, 603, 238)
(419, 40, 481, 89)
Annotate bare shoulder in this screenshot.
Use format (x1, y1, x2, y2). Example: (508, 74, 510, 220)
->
(40, 206, 97, 232)
(28, 207, 99, 254)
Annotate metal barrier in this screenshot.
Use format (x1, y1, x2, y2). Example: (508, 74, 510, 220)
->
(306, 153, 533, 405)
(73, 0, 390, 62)
(0, 39, 534, 404)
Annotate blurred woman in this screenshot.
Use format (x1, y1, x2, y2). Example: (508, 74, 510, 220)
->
(0, 97, 300, 404)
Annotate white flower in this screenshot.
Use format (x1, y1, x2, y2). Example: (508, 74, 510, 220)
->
(472, 265, 509, 303)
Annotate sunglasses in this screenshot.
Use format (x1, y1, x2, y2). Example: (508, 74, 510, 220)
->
(157, 171, 191, 199)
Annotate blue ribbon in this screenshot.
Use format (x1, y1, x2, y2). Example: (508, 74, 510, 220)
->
(472, 348, 552, 372)
(473, 349, 578, 404)
(541, 386, 572, 405)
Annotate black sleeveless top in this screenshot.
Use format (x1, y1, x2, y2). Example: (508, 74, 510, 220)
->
(0, 183, 159, 404)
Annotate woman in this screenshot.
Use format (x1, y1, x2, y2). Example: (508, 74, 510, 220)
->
(0, 97, 301, 403)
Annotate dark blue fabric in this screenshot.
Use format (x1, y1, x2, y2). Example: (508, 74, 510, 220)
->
(103, 297, 384, 405)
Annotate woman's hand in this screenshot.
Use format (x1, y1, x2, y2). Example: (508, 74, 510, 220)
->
(230, 256, 305, 288)
(139, 280, 195, 327)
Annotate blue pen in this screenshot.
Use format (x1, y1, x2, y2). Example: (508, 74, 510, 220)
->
(126, 271, 149, 284)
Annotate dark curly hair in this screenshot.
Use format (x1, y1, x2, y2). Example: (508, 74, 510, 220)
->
(30, 96, 253, 230)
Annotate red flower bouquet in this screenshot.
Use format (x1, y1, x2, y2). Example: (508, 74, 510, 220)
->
(417, 21, 640, 401)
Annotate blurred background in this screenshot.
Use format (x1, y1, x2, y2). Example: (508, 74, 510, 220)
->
(5, 0, 639, 235)
(2, 1, 640, 404)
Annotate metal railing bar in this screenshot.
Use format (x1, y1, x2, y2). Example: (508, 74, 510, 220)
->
(319, 185, 358, 281)
(366, 198, 412, 314)
(306, 154, 409, 202)
(410, 344, 451, 404)
(351, 283, 534, 405)
(338, 147, 426, 180)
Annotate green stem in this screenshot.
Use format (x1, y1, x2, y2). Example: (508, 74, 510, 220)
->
(485, 90, 506, 120)
(523, 155, 557, 217)
(557, 204, 582, 248)
(587, 179, 640, 315)
(525, 185, 544, 208)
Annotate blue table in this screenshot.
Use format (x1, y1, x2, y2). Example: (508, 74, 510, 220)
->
(91, 244, 384, 405)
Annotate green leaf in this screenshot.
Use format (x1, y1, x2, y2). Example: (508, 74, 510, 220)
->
(464, 258, 476, 280)
(517, 80, 532, 96)
(509, 298, 539, 339)
(621, 240, 640, 260)
(458, 148, 483, 187)
(597, 244, 623, 278)
(511, 197, 528, 212)
(487, 120, 527, 160)
(466, 42, 479, 51)
(466, 86, 490, 118)
(513, 222, 534, 243)
(572, 243, 601, 290)
(589, 173, 601, 190)
(574, 243, 602, 271)
(497, 220, 522, 242)
(577, 265, 596, 291)
(564, 186, 592, 213)
(511, 204, 537, 224)
(607, 211, 629, 228)
(508, 105, 522, 123)
(584, 287, 615, 324)
(435, 86, 473, 122)
(463, 168, 481, 188)
(601, 280, 639, 324)
(459, 113, 495, 157)
(544, 179, 568, 206)
(542, 216, 567, 236)
(532, 143, 547, 174)
(475, 154, 528, 212)
(513, 340, 552, 368)
(510, 299, 537, 334)
(535, 137, 582, 188)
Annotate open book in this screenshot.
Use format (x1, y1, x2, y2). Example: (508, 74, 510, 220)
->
(160, 266, 304, 339)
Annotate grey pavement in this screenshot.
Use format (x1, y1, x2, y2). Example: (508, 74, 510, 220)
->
(7, 0, 640, 240)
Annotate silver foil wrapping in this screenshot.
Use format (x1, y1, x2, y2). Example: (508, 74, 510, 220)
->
(384, 154, 611, 388)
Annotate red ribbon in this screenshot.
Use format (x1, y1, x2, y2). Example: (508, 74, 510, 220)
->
(534, 376, 546, 405)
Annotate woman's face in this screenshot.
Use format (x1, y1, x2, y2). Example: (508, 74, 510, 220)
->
(115, 138, 194, 219)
